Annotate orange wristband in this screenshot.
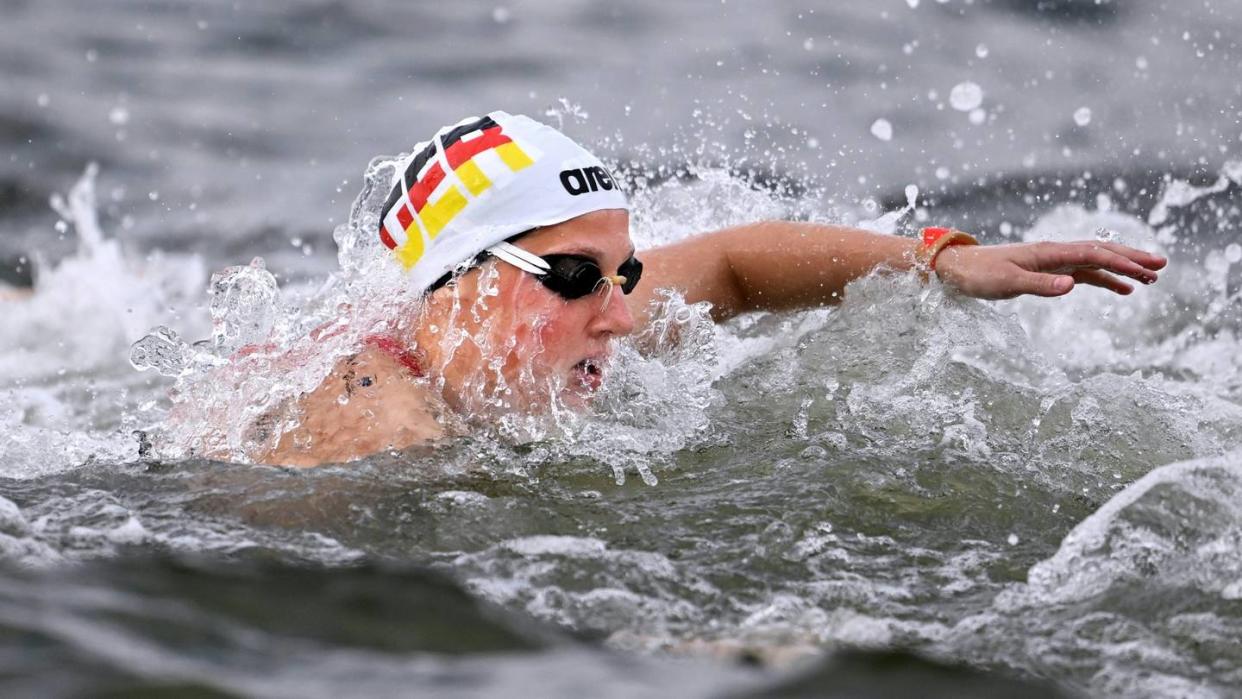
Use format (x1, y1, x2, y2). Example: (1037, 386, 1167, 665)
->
(917, 226, 979, 272)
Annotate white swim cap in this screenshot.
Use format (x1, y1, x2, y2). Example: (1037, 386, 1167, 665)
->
(378, 111, 629, 295)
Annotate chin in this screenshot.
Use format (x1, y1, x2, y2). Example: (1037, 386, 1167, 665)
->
(558, 387, 596, 411)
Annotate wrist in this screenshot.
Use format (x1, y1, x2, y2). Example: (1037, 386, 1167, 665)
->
(917, 227, 978, 281)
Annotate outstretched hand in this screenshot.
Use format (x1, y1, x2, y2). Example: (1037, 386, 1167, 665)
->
(933, 240, 1167, 300)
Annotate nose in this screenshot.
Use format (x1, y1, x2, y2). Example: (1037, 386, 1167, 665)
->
(590, 284, 635, 337)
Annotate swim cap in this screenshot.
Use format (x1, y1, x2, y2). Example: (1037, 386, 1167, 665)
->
(378, 111, 629, 295)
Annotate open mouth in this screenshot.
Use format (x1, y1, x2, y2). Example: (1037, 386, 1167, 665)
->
(571, 357, 605, 389)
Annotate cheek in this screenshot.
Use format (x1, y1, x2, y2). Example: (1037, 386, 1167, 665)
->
(535, 307, 594, 360)
(500, 286, 570, 361)
(505, 295, 589, 367)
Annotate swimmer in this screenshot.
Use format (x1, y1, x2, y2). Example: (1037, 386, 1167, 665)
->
(258, 111, 1166, 467)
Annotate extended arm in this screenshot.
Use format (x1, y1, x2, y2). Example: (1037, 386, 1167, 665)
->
(628, 221, 1166, 324)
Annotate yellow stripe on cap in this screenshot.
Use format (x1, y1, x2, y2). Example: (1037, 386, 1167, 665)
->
(395, 229, 426, 269)
(456, 159, 492, 196)
(495, 142, 534, 172)
(419, 186, 468, 237)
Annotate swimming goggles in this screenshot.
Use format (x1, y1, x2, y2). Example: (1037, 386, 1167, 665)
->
(486, 242, 643, 300)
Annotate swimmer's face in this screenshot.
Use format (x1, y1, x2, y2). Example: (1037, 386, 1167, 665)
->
(415, 209, 636, 413)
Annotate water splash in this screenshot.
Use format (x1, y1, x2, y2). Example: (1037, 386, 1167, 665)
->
(1148, 160, 1242, 228)
(129, 326, 192, 377)
(1, 164, 206, 382)
(207, 258, 284, 354)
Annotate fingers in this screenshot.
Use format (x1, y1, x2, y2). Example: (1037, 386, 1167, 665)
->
(1033, 242, 1160, 285)
(1094, 248, 1159, 284)
(1072, 269, 1134, 295)
(1091, 241, 1168, 271)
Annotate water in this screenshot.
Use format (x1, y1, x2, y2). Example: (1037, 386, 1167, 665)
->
(3, 1, 1242, 696)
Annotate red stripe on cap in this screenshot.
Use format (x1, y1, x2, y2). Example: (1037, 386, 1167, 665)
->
(378, 224, 397, 250)
(444, 126, 512, 169)
(396, 204, 414, 232)
(408, 162, 446, 212)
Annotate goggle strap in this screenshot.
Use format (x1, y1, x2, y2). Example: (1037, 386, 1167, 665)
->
(487, 242, 550, 276)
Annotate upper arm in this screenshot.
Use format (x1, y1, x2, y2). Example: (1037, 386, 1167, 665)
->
(625, 221, 919, 329)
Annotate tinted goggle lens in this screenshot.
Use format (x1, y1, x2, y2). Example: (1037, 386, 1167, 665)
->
(540, 255, 643, 300)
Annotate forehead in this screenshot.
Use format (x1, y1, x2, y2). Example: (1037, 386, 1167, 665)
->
(518, 209, 633, 258)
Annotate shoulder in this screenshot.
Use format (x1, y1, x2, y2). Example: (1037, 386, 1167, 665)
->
(259, 345, 446, 467)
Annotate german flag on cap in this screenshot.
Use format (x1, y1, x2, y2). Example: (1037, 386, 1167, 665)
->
(380, 114, 540, 269)
(377, 111, 629, 296)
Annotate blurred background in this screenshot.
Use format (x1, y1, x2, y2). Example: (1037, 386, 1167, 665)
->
(2, 0, 1238, 284)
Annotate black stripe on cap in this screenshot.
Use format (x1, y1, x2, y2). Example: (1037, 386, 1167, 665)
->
(439, 115, 499, 150)
(401, 141, 440, 193)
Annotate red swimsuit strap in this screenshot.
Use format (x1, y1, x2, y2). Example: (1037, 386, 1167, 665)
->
(363, 335, 425, 376)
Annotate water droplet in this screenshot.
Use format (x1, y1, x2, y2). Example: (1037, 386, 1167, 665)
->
(108, 107, 129, 125)
(870, 118, 893, 141)
(906, 0, 919, 7)
(36, 93, 49, 108)
(208, 260, 282, 353)
(1007, 533, 1019, 546)
(802, 37, 814, 51)
(1073, 107, 1092, 127)
(975, 44, 989, 58)
(129, 326, 188, 376)
(968, 108, 987, 125)
(949, 81, 984, 112)
(492, 6, 511, 23)
(1225, 243, 1242, 263)
(1094, 227, 1119, 242)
